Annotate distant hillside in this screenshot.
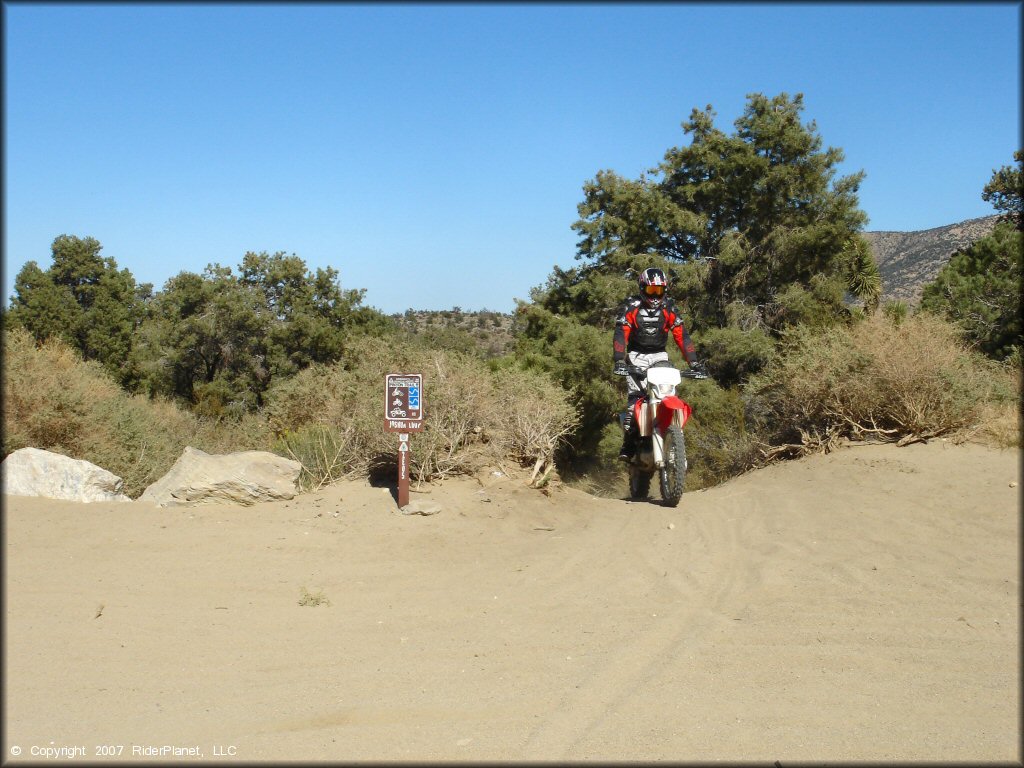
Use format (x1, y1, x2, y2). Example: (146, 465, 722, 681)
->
(864, 214, 1001, 305)
(390, 308, 516, 358)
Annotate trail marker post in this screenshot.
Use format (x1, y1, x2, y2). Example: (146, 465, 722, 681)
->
(384, 373, 424, 508)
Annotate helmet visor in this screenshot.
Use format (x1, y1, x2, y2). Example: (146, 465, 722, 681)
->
(643, 284, 665, 297)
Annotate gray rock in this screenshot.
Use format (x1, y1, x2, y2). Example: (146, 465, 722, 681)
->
(2, 447, 132, 503)
(139, 447, 301, 507)
(401, 500, 442, 516)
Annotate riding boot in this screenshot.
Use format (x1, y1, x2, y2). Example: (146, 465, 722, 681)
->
(619, 408, 637, 460)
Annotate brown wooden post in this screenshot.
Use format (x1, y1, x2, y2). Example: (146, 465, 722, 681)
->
(397, 433, 410, 508)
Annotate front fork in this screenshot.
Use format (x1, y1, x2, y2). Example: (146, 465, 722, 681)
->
(638, 403, 679, 468)
(650, 428, 666, 468)
(631, 399, 676, 468)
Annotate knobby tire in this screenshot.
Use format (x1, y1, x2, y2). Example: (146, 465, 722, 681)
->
(659, 425, 686, 507)
(629, 466, 652, 500)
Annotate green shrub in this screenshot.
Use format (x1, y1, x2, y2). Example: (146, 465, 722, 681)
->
(697, 326, 777, 385)
(773, 274, 850, 330)
(682, 379, 762, 488)
(510, 302, 620, 461)
(882, 300, 909, 326)
(744, 312, 1017, 455)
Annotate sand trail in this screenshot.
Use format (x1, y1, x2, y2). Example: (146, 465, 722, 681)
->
(3, 440, 1018, 762)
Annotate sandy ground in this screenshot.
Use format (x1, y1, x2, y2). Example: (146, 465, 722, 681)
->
(3, 439, 1020, 764)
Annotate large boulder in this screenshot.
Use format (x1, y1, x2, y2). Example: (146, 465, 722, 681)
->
(139, 447, 301, 507)
(2, 447, 132, 503)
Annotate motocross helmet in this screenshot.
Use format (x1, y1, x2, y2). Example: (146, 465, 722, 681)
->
(638, 267, 668, 309)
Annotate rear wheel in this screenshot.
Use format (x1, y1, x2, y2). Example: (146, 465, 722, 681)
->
(629, 466, 652, 499)
(659, 425, 686, 507)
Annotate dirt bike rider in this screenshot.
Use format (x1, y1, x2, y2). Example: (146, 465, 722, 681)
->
(613, 267, 704, 460)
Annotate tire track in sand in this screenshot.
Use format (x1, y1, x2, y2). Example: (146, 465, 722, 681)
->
(519, 489, 773, 759)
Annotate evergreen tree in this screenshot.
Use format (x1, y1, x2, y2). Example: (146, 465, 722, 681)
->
(133, 265, 271, 416)
(523, 92, 876, 399)
(919, 150, 1023, 361)
(238, 251, 384, 377)
(6, 235, 148, 386)
(919, 221, 1021, 360)
(982, 149, 1023, 230)
(133, 253, 390, 415)
(511, 93, 880, 468)
(567, 93, 874, 334)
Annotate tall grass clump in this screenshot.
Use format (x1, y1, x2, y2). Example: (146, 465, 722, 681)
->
(272, 424, 349, 492)
(745, 312, 1019, 457)
(264, 335, 578, 489)
(3, 328, 271, 496)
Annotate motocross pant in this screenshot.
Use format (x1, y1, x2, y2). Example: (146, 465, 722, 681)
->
(621, 350, 670, 455)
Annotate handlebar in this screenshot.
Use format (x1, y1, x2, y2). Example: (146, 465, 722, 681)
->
(624, 364, 710, 381)
(680, 369, 710, 380)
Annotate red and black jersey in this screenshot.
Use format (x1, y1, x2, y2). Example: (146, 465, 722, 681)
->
(612, 296, 696, 363)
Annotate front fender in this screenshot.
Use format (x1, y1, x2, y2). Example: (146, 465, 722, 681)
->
(657, 396, 691, 430)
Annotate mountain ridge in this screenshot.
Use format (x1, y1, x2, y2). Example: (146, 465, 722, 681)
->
(864, 214, 1001, 304)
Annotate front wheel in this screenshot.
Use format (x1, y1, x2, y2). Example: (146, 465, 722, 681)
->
(659, 425, 686, 507)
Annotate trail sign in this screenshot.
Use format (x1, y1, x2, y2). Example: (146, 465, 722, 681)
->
(385, 374, 424, 508)
(384, 373, 424, 432)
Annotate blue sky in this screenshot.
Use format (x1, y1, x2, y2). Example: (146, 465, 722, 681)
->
(3, 2, 1020, 315)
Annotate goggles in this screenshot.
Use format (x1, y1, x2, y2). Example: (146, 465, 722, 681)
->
(643, 284, 665, 297)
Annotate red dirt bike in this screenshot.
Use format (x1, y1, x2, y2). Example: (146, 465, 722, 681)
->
(619, 360, 708, 507)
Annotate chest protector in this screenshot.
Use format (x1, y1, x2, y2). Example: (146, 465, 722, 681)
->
(630, 306, 669, 351)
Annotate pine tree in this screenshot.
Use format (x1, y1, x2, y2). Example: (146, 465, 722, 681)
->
(6, 235, 148, 385)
